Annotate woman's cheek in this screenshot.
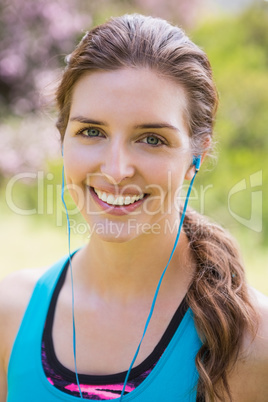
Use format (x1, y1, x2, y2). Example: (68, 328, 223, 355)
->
(64, 147, 95, 183)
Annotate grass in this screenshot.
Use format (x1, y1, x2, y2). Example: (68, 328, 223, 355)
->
(0, 212, 85, 278)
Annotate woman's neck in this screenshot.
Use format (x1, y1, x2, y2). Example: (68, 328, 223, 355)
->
(71, 228, 195, 303)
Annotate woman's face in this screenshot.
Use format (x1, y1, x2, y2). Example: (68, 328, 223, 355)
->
(63, 68, 195, 242)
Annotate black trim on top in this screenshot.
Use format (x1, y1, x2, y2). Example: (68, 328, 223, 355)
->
(42, 259, 189, 385)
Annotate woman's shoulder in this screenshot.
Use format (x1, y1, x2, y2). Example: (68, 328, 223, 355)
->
(227, 288, 268, 402)
(0, 267, 48, 372)
(0, 254, 69, 313)
(0, 267, 48, 314)
(248, 287, 268, 360)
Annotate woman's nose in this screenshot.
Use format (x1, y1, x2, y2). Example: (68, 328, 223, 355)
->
(100, 141, 135, 184)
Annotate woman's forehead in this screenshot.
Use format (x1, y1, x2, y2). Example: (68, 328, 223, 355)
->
(69, 68, 189, 128)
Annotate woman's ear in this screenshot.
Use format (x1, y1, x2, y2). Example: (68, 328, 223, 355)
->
(184, 154, 205, 180)
(184, 136, 211, 180)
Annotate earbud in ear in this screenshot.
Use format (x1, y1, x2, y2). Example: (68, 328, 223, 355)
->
(192, 155, 201, 172)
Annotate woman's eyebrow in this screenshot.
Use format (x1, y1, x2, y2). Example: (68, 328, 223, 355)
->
(134, 123, 180, 132)
(69, 116, 107, 125)
(70, 116, 180, 132)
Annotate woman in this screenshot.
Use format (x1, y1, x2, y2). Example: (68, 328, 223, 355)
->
(0, 14, 267, 402)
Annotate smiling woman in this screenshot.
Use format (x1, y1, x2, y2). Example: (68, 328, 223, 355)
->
(63, 68, 191, 241)
(0, 13, 268, 402)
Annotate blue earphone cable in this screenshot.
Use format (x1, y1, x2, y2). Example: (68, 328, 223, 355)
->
(61, 166, 83, 398)
(119, 161, 200, 400)
(61, 156, 201, 401)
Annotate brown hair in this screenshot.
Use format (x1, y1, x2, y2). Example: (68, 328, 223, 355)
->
(56, 14, 258, 401)
(56, 14, 217, 154)
(184, 208, 257, 401)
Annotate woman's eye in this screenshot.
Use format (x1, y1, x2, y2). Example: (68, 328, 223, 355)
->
(141, 135, 163, 146)
(79, 127, 102, 137)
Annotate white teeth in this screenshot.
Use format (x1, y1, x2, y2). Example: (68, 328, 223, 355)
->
(115, 196, 124, 206)
(106, 194, 114, 204)
(101, 192, 107, 202)
(94, 189, 144, 206)
(124, 196, 131, 205)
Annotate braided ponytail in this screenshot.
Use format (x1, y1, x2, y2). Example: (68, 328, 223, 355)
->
(184, 208, 258, 401)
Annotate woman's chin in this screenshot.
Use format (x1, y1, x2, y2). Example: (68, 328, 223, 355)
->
(86, 220, 151, 244)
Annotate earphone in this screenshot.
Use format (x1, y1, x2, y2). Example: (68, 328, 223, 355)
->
(61, 152, 201, 400)
(61, 144, 83, 397)
(193, 155, 201, 172)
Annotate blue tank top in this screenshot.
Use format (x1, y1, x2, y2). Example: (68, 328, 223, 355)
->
(7, 254, 202, 401)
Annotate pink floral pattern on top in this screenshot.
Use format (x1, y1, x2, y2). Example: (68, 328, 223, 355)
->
(42, 340, 158, 399)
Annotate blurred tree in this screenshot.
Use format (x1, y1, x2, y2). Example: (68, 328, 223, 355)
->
(121, 0, 206, 27)
(1, 0, 267, 244)
(0, 114, 59, 178)
(0, 0, 209, 178)
(190, 3, 268, 243)
(0, 0, 93, 179)
(0, 0, 91, 116)
(192, 4, 268, 149)
(0, 0, 207, 117)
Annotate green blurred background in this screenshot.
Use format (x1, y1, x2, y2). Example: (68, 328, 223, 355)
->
(0, 0, 267, 294)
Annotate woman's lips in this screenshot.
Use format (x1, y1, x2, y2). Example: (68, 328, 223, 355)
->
(89, 186, 148, 216)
